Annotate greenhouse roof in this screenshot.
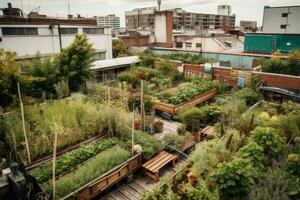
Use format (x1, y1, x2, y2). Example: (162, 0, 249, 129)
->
(91, 56, 140, 71)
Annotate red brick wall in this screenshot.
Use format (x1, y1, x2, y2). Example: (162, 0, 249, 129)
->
(0, 17, 97, 25)
(120, 36, 149, 47)
(184, 64, 204, 72)
(253, 72, 300, 90)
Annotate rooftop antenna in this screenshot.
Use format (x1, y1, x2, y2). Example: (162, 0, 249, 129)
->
(67, 2, 71, 15)
(157, 0, 161, 11)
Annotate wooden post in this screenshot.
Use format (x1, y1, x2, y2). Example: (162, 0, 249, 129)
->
(52, 129, 58, 200)
(17, 82, 31, 164)
(131, 103, 135, 156)
(140, 80, 144, 131)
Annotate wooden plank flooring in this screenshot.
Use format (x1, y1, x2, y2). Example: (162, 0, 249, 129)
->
(153, 117, 182, 140)
(99, 159, 186, 200)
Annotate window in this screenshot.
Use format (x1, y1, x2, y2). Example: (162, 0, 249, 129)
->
(94, 52, 106, 60)
(2, 27, 38, 36)
(83, 28, 104, 34)
(186, 43, 192, 48)
(196, 43, 202, 48)
(282, 13, 288, 17)
(176, 42, 183, 48)
(280, 24, 287, 29)
(60, 28, 78, 35)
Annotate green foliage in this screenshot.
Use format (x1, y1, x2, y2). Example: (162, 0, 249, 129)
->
(212, 157, 257, 199)
(250, 126, 283, 156)
(181, 180, 219, 200)
(285, 154, 300, 199)
(2, 97, 128, 161)
(55, 34, 94, 91)
(159, 53, 216, 64)
(155, 60, 177, 78)
(191, 138, 230, 177)
(0, 49, 40, 107)
(163, 134, 187, 150)
(179, 107, 204, 132)
(112, 39, 128, 58)
(158, 78, 213, 105)
(150, 77, 171, 89)
(198, 104, 222, 124)
(30, 138, 118, 183)
(45, 146, 130, 199)
(234, 87, 261, 106)
(262, 50, 300, 76)
(236, 142, 265, 168)
(122, 126, 163, 159)
(54, 80, 70, 99)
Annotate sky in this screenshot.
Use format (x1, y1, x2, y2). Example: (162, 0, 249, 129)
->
(1, 0, 300, 27)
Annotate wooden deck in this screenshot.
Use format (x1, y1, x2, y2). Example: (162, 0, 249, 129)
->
(153, 117, 182, 140)
(99, 159, 186, 200)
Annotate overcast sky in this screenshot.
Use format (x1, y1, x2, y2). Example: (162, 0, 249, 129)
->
(2, 0, 300, 27)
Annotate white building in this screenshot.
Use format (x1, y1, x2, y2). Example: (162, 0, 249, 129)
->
(262, 5, 300, 34)
(97, 14, 120, 29)
(0, 20, 112, 60)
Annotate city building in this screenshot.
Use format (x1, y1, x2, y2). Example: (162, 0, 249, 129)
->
(0, 5, 112, 61)
(244, 33, 300, 54)
(262, 5, 300, 34)
(125, 6, 236, 31)
(154, 10, 173, 47)
(174, 34, 243, 53)
(125, 7, 157, 29)
(240, 20, 257, 32)
(97, 14, 120, 29)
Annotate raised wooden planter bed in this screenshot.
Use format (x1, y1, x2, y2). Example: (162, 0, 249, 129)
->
(61, 154, 142, 200)
(154, 88, 217, 115)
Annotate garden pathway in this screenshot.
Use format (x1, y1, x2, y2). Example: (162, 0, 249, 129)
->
(99, 159, 187, 200)
(153, 117, 182, 140)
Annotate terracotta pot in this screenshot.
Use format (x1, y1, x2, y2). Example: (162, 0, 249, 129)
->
(187, 170, 197, 186)
(134, 120, 141, 130)
(192, 131, 200, 142)
(154, 121, 164, 133)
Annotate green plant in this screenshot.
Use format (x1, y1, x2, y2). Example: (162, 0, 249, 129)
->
(112, 39, 128, 58)
(163, 134, 187, 150)
(181, 180, 219, 200)
(212, 157, 257, 199)
(234, 87, 261, 106)
(54, 80, 70, 99)
(285, 154, 300, 199)
(55, 34, 95, 92)
(250, 126, 283, 157)
(179, 107, 204, 132)
(30, 138, 118, 183)
(45, 146, 130, 199)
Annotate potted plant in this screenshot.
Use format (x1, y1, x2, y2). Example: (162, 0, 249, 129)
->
(134, 119, 141, 130)
(187, 170, 197, 186)
(154, 120, 164, 133)
(179, 107, 204, 142)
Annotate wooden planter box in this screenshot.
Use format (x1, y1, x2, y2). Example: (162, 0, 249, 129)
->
(154, 88, 217, 115)
(61, 154, 142, 200)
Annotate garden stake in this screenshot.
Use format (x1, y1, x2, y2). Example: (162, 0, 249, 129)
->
(52, 128, 58, 200)
(17, 82, 31, 164)
(132, 103, 135, 156)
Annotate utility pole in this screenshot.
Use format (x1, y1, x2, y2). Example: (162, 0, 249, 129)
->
(157, 0, 161, 11)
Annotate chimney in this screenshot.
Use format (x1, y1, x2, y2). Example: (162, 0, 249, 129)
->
(157, 0, 161, 11)
(8, 3, 12, 9)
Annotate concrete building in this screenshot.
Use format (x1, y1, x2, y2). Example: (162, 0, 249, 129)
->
(97, 14, 120, 29)
(240, 20, 257, 32)
(125, 6, 236, 31)
(174, 35, 243, 53)
(0, 16, 112, 60)
(154, 11, 173, 47)
(262, 5, 300, 34)
(125, 7, 157, 29)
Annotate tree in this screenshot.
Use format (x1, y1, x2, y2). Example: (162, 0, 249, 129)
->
(55, 34, 95, 92)
(0, 49, 39, 107)
(112, 39, 128, 58)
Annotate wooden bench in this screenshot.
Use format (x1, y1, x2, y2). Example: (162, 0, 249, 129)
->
(142, 151, 178, 182)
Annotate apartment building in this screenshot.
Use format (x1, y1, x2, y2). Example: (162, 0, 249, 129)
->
(125, 6, 235, 31)
(125, 7, 157, 29)
(0, 17, 112, 60)
(97, 14, 120, 29)
(240, 20, 257, 32)
(262, 5, 300, 34)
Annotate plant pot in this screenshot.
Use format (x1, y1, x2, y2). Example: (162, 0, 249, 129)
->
(134, 120, 141, 130)
(154, 121, 164, 133)
(126, 174, 134, 183)
(187, 170, 197, 186)
(192, 131, 200, 142)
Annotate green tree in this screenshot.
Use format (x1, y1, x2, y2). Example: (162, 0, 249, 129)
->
(112, 39, 128, 58)
(0, 49, 39, 107)
(55, 34, 95, 92)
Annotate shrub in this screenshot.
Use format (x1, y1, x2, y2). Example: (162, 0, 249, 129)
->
(179, 107, 204, 132)
(54, 80, 70, 99)
(250, 126, 283, 156)
(236, 142, 265, 168)
(285, 154, 300, 177)
(45, 146, 130, 199)
(234, 88, 261, 106)
(285, 154, 300, 199)
(180, 180, 219, 200)
(212, 157, 257, 199)
(163, 134, 187, 150)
